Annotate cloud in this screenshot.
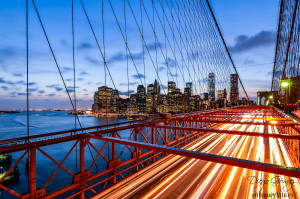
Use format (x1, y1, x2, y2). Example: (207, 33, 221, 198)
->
(107, 41, 158, 64)
(13, 73, 23, 77)
(86, 56, 100, 65)
(80, 71, 88, 76)
(27, 82, 37, 86)
(17, 93, 27, 96)
(132, 73, 145, 79)
(28, 88, 38, 92)
(229, 30, 276, 53)
(46, 84, 63, 91)
(169, 72, 178, 78)
(0, 47, 20, 69)
(78, 42, 93, 50)
(1, 86, 9, 90)
(119, 82, 139, 86)
(77, 78, 84, 81)
(147, 42, 162, 51)
(158, 66, 165, 71)
(119, 90, 134, 96)
(0, 77, 36, 86)
(163, 57, 176, 67)
(0, 77, 15, 85)
(62, 67, 73, 73)
(38, 90, 45, 94)
(65, 86, 80, 93)
(47, 93, 56, 97)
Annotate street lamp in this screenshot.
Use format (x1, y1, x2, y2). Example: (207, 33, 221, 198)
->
(281, 80, 290, 113)
(281, 82, 289, 87)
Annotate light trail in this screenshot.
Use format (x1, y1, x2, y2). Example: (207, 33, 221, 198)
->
(92, 112, 300, 199)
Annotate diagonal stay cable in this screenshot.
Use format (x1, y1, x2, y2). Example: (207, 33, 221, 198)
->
(141, 0, 186, 86)
(108, 0, 166, 94)
(104, 0, 144, 87)
(79, 0, 117, 90)
(158, 0, 200, 94)
(125, 0, 172, 94)
(31, 0, 82, 129)
(151, 1, 197, 92)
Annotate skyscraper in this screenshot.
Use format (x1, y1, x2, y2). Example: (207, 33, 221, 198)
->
(147, 84, 154, 95)
(137, 85, 146, 113)
(186, 82, 192, 94)
(208, 73, 215, 101)
(111, 89, 120, 113)
(168, 81, 176, 93)
(153, 79, 160, 95)
(230, 74, 239, 104)
(92, 86, 112, 113)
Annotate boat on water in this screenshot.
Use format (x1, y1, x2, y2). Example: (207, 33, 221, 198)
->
(0, 166, 19, 184)
(0, 154, 12, 167)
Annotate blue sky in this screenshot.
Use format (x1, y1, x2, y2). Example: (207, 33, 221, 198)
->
(0, 0, 280, 109)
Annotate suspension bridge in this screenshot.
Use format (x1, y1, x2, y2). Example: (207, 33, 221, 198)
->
(0, 0, 300, 198)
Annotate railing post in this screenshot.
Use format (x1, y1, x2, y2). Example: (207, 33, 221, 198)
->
(29, 148, 36, 199)
(175, 121, 178, 147)
(112, 131, 117, 184)
(263, 116, 270, 195)
(79, 138, 85, 199)
(134, 128, 139, 172)
(164, 127, 168, 146)
(152, 127, 155, 162)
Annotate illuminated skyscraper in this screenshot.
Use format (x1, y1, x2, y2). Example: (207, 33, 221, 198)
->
(208, 73, 215, 101)
(168, 81, 176, 93)
(186, 82, 192, 94)
(137, 85, 146, 113)
(230, 74, 239, 104)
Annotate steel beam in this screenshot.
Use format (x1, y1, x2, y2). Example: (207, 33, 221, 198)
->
(172, 119, 299, 126)
(144, 125, 300, 140)
(91, 136, 300, 178)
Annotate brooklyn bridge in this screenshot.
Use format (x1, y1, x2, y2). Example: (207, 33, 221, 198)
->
(0, 0, 299, 198)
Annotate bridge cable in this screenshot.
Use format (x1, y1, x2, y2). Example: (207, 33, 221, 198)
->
(142, 0, 187, 87)
(71, 0, 78, 173)
(140, 0, 146, 88)
(79, 0, 117, 90)
(110, 0, 167, 95)
(31, 0, 83, 128)
(205, 0, 249, 100)
(153, 0, 199, 93)
(26, 0, 30, 192)
(124, 0, 130, 98)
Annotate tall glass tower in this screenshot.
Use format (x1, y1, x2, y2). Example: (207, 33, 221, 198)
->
(208, 73, 215, 101)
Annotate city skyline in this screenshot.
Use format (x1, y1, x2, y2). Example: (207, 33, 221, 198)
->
(92, 72, 247, 114)
(0, 0, 279, 109)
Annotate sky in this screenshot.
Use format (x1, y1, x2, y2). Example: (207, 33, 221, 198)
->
(0, 0, 280, 109)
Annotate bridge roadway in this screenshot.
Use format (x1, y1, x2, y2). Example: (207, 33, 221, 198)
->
(93, 115, 300, 199)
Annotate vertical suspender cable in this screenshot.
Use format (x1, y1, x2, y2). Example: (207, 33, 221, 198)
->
(72, 0, 78, 173)
(26, 0, 30, 192)
(26, 0, 29, 140)
(72, 0, 76, 133)
(163, 0, 169, 84)
(205, 0, 249, 100)
(124, 0, 129, 98)
(102, 0, 108, 125)
(140, 0, 146, 87)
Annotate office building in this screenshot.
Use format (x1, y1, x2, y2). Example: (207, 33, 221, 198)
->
(208, 73, 215, 101)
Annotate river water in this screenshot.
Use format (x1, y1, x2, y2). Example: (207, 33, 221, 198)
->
(0, 111, 128, 198)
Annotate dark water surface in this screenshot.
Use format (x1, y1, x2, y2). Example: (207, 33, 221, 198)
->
(0, 111, 128, 198)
